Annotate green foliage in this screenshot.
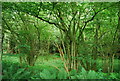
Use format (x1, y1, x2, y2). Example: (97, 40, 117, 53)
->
(2, 61, 32, 79)
(40, 69, 57, 79)
(57, 68, 68, 79)
(70, 68, 118, 79)
(116, 72, 120, 79)
(2, 2, 120, 80)
(16, 44, 30, 54)
(2, 55, 119, 79)
(33, 67, 119, 79)
(38, 68, 68, 79)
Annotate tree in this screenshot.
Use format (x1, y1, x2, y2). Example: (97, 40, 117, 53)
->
(2, 2, 118, 72)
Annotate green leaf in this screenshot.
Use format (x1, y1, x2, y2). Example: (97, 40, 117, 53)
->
(12, 68, 25, 79)
(57, 68, 67, 79)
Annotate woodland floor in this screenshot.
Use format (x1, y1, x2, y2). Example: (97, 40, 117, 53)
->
(2, 53, 120, 73)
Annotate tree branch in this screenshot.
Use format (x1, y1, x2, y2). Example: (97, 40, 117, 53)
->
(14, 3, 58, 26)
(2, 17, 19, 36)
(78, 3, 117, 40)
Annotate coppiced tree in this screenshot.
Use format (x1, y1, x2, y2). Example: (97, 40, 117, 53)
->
(2, 2, 119, 73)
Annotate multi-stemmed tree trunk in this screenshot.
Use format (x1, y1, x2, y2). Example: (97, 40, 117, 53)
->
(118, 2, 120, 47)
(65, 30, 78, 71)
(3, 2, 117, 72)
(92, 19, 100, 71)
(0, 8, 2, 80)
(108, 2, 120, 73)
(52, 4, 112, 72)
(56, 30, 79, 72)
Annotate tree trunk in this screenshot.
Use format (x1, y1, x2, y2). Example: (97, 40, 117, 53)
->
(118, 2, 120, 44)
(92, 19, 100, 71)
(0, 14, 2, 80)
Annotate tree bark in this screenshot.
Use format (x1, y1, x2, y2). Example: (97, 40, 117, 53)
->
(92, 19, 100, 71)
(118, 2, 120, 44)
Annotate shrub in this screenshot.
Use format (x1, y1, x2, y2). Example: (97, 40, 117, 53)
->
(2, 61, 32, 79)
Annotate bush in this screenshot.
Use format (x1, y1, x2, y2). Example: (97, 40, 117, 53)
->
(2, 61, 119, 79)
(34, 67, 119, 79)
(2, 61, 32, 79)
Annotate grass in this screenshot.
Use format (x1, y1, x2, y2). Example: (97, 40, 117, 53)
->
(2, 53, 120, 79)
(2, 53, 120, 72)
(2, 54, 63, 71)
(2, 54, 19, 63)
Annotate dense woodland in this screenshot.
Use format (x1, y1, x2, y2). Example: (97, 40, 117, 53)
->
(1, 2, 120, 79)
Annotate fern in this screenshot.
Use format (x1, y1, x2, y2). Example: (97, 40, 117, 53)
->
(40, 69, 56, 79)
(2, 62, 31, 79)
(57, 68, 68, 79)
